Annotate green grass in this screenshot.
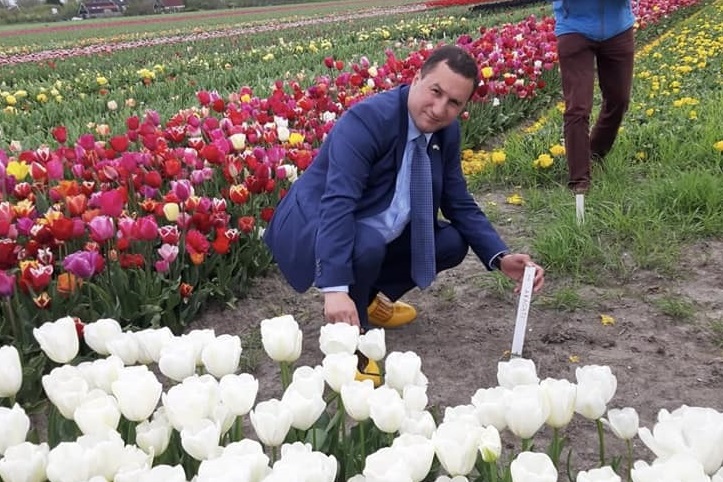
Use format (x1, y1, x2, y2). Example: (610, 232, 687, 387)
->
(653, 295, 696, 323)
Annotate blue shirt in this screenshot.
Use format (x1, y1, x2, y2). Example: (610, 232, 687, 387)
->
(552, 0, 635, 42)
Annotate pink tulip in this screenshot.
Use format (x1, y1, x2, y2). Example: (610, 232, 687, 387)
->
(88, 216, 115, 242)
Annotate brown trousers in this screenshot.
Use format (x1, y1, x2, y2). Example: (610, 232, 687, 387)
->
(557, 28, 635, 188)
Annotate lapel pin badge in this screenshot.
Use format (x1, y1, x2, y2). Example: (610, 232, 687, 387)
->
(432, 144, 440, 151)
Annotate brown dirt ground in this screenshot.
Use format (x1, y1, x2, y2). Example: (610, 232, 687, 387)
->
(191, 189, 723, 475)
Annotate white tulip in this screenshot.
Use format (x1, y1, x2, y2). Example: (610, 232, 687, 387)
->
(197, 455, 254, 482)
(33, 316, 79, 363)
(260, 315, 302, 363)
(221, 439, 270, 481)
(368, 385, 406, 433)
(77, 431, 132, 480)
(348, 474, 367, 482)
(73, 389, 121, 435)
(403, 384, 428, 413)
(292, 365, 326, 394)
(510, 451, 557, 482)
(342, 379, 375, 422)
(631, 453, 710, 482)
(111, 365, 162, 422)
(322, 352, 358, 392)
(281, 380, 326, 430)
(399, 410, 436, 439)
(479, 425, 502, 463)
(471, 386, 510, 431)
(432, 421, 484, 476)
(505, 384, 550, 440)
(162, 374, 220, 431)
(134, 327, 174, 364)
(273, 442, 337, 482)
(0, 404, 30, 455)
(604, 407, 639, 440)
(443, 404, 480, 427)
(574, 365, 617, 420)
(201, 334, 242, 378)
(540, 377, 577, 428)
(106, 331, 140, 365)
(497, 357, 539, 389)
(392, 433, 435, 482)
(0, 345, 22, 398)
(181, 329, 216, 366)
(83, 318, 122, 356)
(319, 323, 359, 355)
(135, 409, 172, 457)
(0, 441, 49, 482)
(384, 351, 426, 393)
(79, 355, 124, 393)
(181, 418, 223, 461)
(45, 441, 91, 482)
(159, 337, 198, 382)
(138, 465, 186, 482)
(713, 467, 723, 482)
(277, 125, 290, 142)
(434, 477, 469, 482)
(42, 365, 89, 420)
(358, 328, 386, 361)
(576, 465, 621, 482)
(250, 398, 293, 447)
(219, 373, 258, 416)
(637, 405, 723, 475)
(363, 446, 414, 482)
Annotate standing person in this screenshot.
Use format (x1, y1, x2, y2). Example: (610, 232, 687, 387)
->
(553, 0, 636, 193)
(264, 45, 545, 332)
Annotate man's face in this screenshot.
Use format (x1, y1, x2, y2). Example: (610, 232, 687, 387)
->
(407, 60, 475, 134)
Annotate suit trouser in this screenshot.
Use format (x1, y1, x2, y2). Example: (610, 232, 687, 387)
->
(350, 221, 469, 329)
(557, 28, 635, 188)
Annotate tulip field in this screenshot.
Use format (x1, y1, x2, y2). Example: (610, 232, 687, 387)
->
(1, 0, 723, 480)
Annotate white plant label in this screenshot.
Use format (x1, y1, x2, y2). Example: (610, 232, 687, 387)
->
(511, 265, 537, 357)
(576, 193, 585, 225)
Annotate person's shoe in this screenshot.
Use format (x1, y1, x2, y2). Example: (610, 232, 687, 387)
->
(355, 353, 382, 387)
(569, 182, 589, 195)
(367, 293, 417, 328)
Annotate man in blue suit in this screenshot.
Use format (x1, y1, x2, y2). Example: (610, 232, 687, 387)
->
(264, 45, 545, 331)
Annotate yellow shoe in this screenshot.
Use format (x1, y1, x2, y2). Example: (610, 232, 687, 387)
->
(355, 354, 382, 387)
(367, 293, 417, 328)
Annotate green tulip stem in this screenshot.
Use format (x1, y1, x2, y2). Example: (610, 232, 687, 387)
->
(271, 445, 278, 464)
(626, 438, 634, 482)
(596, 418, 606, 467)
(488, 460, 498, 482)
(521, 437, 533, 452)
(231, 416, 244, 442)
(2, 299, 22, 348)
(359, 420, 366, 465)
(279, 361, 292, 390)
(338, 397, 347, 478)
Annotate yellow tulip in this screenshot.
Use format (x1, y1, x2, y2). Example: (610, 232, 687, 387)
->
(5, 95, 17, 106)
(6, 161, 29, 180)
(163, 203, 180, 222)
(97, 76, 108, 86)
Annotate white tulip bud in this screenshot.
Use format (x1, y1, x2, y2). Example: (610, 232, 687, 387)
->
(0, 404, 30, 455)
(33, 316, 79, 363)
(0, 345, 22, 398)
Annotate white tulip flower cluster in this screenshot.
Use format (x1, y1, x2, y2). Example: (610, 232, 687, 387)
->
(2, 315, 723, 482)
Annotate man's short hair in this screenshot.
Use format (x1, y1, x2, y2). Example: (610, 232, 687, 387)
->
(421, 45, 480, 96)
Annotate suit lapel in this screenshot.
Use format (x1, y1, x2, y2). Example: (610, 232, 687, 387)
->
(395, 86, 410, 172)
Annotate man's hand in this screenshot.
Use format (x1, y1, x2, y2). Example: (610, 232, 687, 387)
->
(499, 253, 545, 293)
(323, 292, 360, 327)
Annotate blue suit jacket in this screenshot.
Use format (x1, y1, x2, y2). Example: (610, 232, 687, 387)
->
(264, 85, 508, 292)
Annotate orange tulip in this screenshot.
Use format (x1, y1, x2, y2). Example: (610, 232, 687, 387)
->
(56, 272, 81, 296)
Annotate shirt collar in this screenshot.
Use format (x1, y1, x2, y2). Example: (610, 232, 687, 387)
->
(407, 114, 433, 145)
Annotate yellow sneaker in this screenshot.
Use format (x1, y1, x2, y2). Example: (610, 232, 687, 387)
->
(367, 293, 417, 328)
(355, 353, 382, 387)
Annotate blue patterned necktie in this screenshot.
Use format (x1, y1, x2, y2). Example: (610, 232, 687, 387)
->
(410, 134, 436, 289)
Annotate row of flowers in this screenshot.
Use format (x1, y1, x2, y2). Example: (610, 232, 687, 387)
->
(1, 316, 723, 481)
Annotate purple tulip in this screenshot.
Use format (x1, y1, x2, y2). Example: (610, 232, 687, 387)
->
(62, 251, 103, 279)
(0, 270, 15, 297)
